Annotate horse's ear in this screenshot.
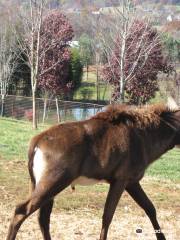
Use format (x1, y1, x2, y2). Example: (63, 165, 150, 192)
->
(167, 97, 179, 111)
(161, 97, 180, 132)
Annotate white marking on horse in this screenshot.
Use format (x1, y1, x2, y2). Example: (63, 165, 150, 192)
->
(167, 97, 179, 111)
(33, 148, 46, 184)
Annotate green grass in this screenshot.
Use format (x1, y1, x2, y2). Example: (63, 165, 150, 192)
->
(73, 71, 111, 101)
(0, 118, 49, 204)
(146, 148, 180, 181)
(0, 118, 179, 211)
(0, 118, 179, 182)
(0, 119, 109, 209)
(0, 118, 47, 161)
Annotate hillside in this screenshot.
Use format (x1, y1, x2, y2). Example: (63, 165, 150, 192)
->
(5, 0, 179, 10)
(59, 0, 179, 9)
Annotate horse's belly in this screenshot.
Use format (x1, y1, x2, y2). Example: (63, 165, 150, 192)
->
(71, 176, 107, 186)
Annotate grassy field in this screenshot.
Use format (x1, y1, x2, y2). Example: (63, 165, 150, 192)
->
(0, 118, 180, 239)
(73, 65, 180, 103)
(0, 117, 179, 210)
(73, 70, 111, 102)
(0, 118, 179, 181)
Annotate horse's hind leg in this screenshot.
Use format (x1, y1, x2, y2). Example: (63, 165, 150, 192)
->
(126, 182, 166, 240)
(7, 198, 31, 240)
(6, 171, 73, 240)
(38, 199, 54, 240)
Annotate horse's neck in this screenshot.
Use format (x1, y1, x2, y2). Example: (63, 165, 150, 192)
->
(143, 127, 175, 165)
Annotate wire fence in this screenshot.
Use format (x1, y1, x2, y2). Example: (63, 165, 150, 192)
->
(0, 95, 105, 124)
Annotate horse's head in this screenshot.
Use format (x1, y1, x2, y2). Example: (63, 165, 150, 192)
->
(166, 97, 180, 147)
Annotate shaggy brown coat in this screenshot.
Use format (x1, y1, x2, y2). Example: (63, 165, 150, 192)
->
(7, 103, 180, 240)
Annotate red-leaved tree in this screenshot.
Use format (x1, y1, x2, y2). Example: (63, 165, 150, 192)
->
(102, 20, 172, 104)
(38, 10, 74, 95)
(38, 10, 74, 122)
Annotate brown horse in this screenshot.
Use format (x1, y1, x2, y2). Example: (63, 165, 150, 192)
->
(7, 100, 180, 240)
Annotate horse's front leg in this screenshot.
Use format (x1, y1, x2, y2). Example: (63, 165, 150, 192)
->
(126, 182, 166, 240)
(99, 179, 126, 240)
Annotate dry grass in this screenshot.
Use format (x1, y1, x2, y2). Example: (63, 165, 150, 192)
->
(0, 118, 180, 239)
(1, 171, 180, 240)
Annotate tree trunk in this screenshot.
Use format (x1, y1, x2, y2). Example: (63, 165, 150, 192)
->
(30, 0, 43, 129)
(119, 32, 126, 103)
(96, 66, 99, 102)
(120, 78, 125, 103)
(55, 97, 60, 123)
(42, 97, 47, 123)
(32, 89, 37, 129)
(96, 52, 100, 102)
(1, 94, 5, 117)
(102, 84, 107, 101)
(86, 64, 89, 81)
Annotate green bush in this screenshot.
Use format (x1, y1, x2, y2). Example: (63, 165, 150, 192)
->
(69, 48, 83, 91)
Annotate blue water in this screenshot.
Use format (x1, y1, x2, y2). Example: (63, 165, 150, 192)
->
(59, 106, 104, 121)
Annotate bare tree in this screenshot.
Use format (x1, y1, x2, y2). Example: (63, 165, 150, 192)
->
(0, 17, 18, 116)
(29, 0, 44, 129)
(13, 0, 46, 129)
(14, 1, 74, 128)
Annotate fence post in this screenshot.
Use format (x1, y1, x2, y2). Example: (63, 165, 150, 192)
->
(56, 97, 60, 123)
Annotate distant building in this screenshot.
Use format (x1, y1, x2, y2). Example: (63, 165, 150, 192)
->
(92, 11, 100, 15)
(175, 15, 180, 21)
(167, 15, 173, 22)
(99, 6, 120, 14)
(69, 41, 79, 48)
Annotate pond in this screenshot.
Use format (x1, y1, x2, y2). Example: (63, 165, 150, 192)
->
(44, 105, 105, 123)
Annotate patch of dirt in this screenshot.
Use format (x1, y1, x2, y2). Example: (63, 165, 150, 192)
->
(1, 204, 179, 240)
(1, 178, 180, 240)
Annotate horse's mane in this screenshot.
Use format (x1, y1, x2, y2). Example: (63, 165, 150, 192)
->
(92, 103, 178, 129)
